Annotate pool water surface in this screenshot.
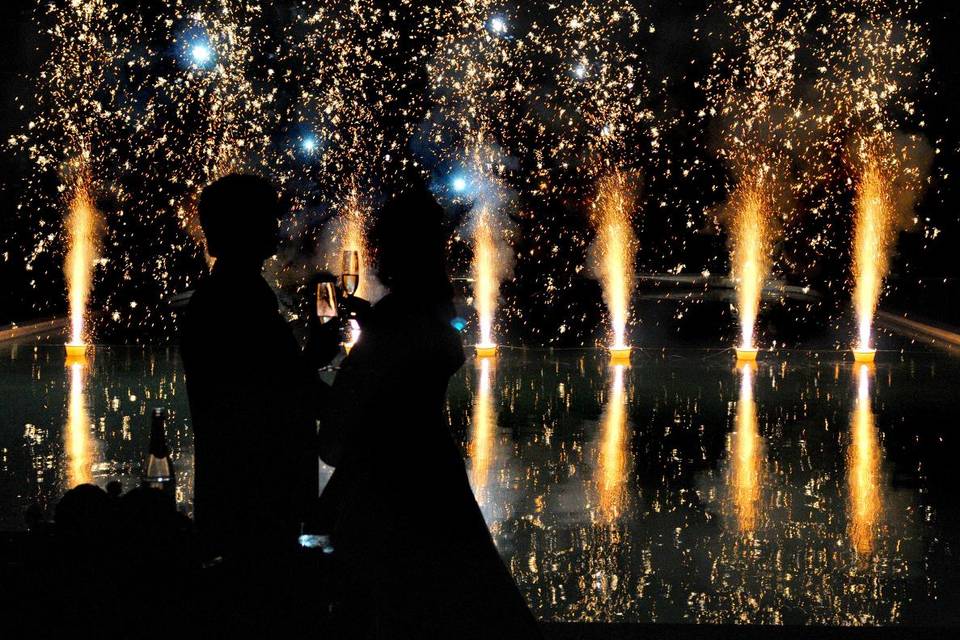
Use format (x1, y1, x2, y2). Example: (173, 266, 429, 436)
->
(1, 339, 958, 625)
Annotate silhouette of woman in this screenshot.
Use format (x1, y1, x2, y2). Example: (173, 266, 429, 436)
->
(318, 182, 541, 638)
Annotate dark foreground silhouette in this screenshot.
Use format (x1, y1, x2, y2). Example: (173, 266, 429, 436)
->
(181, 174, 339, 560)
(318, 183, 543, 639)
(1, 485, 336, 635)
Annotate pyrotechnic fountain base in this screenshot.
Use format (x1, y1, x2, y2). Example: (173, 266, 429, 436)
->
(735, 347, 758, 361)
(475, 344, 498, 358)
(853, 348, 876, 363)
(608, 346, 632, 363)
(65, 343, 88, 364)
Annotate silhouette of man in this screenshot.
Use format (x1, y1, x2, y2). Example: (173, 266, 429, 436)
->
(181, 174, 338, 560)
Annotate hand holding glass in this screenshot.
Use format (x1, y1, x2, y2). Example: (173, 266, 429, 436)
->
(316, 281, 338, 324)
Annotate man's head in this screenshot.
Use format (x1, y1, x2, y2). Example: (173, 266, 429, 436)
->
(372, 180, 451, 299)
(198, 174, 283, 263)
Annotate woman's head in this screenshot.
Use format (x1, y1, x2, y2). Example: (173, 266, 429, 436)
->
(372, 181, 452, 300)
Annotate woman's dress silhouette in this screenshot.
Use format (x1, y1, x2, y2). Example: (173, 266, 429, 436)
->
(318, 184, 541, 638)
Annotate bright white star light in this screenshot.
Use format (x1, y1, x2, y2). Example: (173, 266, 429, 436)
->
(191, 43, 213, 66)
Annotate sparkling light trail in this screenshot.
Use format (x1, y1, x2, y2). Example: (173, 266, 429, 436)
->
(591, 172, 637, 353)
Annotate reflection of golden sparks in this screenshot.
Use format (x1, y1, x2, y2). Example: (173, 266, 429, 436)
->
(730, 362, 762, 532)
(852, 146, 894, 352)
(597, 363, 629, 521)
(65, 179, 99, 346)
(848, 363, 881, 555)
(730, 179, 770, 352)
(66, 362, 92, 487)
(469, 356, 496, 503)
(472, 205, 498, 349)
(591, 172, 636, 350)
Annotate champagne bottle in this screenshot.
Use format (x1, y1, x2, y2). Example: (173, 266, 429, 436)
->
(143, 408, 175, 497)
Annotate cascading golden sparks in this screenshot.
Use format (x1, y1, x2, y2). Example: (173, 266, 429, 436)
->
(592, 172, 636, 351)
(730, 362, 762, 532)
(730, 180, 770, 353)
(472, 205, 498, 350)
(852, 151, 895, 353)
(848, 363, 881, 555)
(65, 362, 93, 487)
(64, 180, 99, 347)
(469, 356, 496, 503)
(597, 363, 629, 521)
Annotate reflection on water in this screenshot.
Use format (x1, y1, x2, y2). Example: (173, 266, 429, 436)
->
(2, 343, 958, 624)
(469, 355, 496, 503)
(596, 363, 630, 522)
(848, 363, 882, 556)
(729, 361, 763, 532)
(65, 361, 94, 487)
(448, 349, 952, 625)
(0, 344, 193, 526)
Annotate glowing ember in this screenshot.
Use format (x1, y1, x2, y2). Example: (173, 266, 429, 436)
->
(597, 362, 629, 521)
(731, 362, 762, 532)
(848, 363, 881, 555)
(472, 205, 499, 351)
(64, 180, 99, 347)
(591, 172, 637, 351)
(65, 362, 93, 488)
(851, 147, 895, 353)
(730, 178, 771, 353)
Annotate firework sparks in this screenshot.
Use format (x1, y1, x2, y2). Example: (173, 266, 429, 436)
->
(591, 172, 637, 353)
(7, 0, 938, 351)
(472, 205, 500, 351)
(64, 179, 99, 348)
(851, 142, 895, 355)
(730, 179, 771, 354)
(848, 363, 881, 555)
(705, 0, 808, 356)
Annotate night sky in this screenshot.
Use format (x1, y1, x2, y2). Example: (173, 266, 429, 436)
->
(1, 0, 959, 347)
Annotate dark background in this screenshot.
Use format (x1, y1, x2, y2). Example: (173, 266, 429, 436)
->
(2, 0, 958, 347)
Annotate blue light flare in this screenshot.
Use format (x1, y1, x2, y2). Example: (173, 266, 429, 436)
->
(176, 23, 217, 70)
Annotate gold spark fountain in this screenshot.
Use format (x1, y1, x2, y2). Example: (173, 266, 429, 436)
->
(730, 361, 763, 532)
(851, 148, 894, 363)
(64, 179, 99, 363)
(472, 204, 499, 358)
(592, 172, 637, 363)
(730, 179, 770, 362)
(596, 362, 630, 522)
(847, 362, 881, 555)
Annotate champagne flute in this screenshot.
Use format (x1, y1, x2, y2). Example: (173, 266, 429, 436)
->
(316, 281, 338, 324)
(341, 250, 360, 297)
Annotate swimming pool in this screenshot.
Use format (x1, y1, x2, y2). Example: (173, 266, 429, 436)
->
(1, 337, 958, 625)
